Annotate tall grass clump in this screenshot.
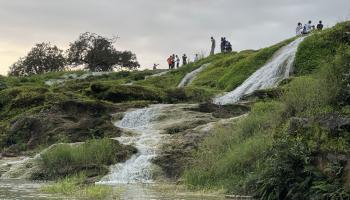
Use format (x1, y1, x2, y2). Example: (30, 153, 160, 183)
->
(39, 139, 135, 178)
(283, 46, 350, 116)
(184, 101, 287, 194)
(42, 173, 116, 199)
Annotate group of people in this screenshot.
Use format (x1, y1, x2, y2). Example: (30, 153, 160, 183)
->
(210, 37, 232, 55)
(296, 20, 324, 35)
(162, 36, 233, 70)
(166, 54, 188, 70)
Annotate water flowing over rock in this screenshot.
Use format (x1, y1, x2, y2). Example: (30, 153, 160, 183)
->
(178, 63, 211, 88)
(214, 37, 305, 105)
(97, 105, 169, 184)
(145, 70, 170, 79)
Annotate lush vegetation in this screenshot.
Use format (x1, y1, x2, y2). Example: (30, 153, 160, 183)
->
(184, 21, 350, 199)
(1, 18, 349, 200)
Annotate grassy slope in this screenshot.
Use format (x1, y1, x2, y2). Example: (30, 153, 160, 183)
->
(184, 21, 350, 199)
(136, 53, 228, 89)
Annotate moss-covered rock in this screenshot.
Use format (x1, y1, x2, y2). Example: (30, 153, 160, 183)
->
(88, 83, 165, 103)
(1, 100, 121, 154)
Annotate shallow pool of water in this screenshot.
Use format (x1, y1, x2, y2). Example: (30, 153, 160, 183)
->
(0, 179, 225, 200)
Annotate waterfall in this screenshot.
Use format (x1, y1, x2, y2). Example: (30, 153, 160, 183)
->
(178, 63, 211, 88)
(214, 37, 305, 105)
(97, 105, 168, 184)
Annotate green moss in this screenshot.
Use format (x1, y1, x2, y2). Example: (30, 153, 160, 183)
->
(88, 82, 165, 102)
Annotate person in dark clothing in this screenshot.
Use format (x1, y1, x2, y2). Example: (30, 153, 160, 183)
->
(225, 41, 232, 53)
(317, 21, 324, 31)
(220, 37, 226, 53)
(171, 54, 176, 69)
(182, 54, 187, 66)
(175, 55, 180, 68)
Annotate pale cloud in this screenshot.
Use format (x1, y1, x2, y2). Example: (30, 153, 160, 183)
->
(0, 0, 349, 75)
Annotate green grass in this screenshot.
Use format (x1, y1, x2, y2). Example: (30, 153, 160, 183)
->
(37, 139, 136, 179)
(184, 101, 287, 194)
(136, 53, 228, 89)
(294, 21, 350, 75)
(42, 173, 116, 200)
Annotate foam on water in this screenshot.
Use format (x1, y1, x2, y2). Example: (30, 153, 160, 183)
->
(97, 105, 168, 184)
(178, 63, 211, 88)
(214, 37, 305, 105)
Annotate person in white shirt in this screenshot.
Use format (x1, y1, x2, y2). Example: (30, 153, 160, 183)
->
(303, 20, 314, 34)
(296, 22, 303, 35)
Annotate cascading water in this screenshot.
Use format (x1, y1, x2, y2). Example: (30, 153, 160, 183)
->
(97, 105, 168, 184)
(178, 63, 211, 88)
(214, 37, 305, 105)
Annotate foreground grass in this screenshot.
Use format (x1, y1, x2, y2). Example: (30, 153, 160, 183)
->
(41, 173, 118, 200)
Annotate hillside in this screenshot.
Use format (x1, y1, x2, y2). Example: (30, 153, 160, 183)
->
(0, 21, 349, 199)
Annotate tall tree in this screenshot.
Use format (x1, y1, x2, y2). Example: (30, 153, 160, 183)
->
(9, 43, 66, 76)
(67, 32, 140, 71)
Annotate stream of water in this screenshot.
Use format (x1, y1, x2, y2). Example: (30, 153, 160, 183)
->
(178, 63, 211, 88)
(97, 105, 168, 184)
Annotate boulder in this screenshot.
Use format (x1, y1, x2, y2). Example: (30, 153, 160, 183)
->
(317, 113, 350, 135)
(287, 117, 312, 135)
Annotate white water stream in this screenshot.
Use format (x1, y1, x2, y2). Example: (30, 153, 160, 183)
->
(178, 63, 211, 88)
(97, 105, 168, 184)
(214, 37, 305, 105)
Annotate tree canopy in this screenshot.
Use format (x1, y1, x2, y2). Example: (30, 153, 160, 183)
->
(67, 32, 140, 72)
(9, 43, 66, 76)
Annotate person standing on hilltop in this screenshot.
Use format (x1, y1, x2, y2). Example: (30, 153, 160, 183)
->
(182, 54, 188, 66)
(317, 20, 324, 31)
(175, 55, 180, 68)
(210, 37, 216, 55)
(153, 63, 159, 70)
(167, 55, 173, 69)
(220, 37, 226, 53)
(194, 54, 199, 62)
(172, 54, 176, 69)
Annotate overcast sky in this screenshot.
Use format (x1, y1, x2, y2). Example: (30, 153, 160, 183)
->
(0, 0, 349, 75)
